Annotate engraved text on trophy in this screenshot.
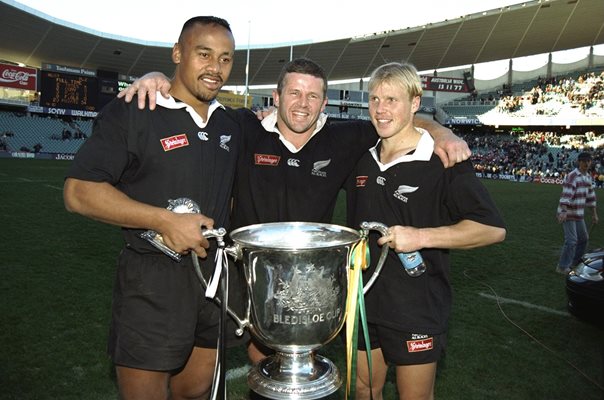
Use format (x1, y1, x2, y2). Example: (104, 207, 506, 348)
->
(272, 264, 341, 325)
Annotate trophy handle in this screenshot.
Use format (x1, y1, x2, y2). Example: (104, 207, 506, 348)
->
(190, 228, 250, 336)
(202, 227, 227, 245)
(359, 221, 390, 295)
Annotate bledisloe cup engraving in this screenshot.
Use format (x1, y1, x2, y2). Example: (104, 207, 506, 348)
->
(272, 264, 341, 325)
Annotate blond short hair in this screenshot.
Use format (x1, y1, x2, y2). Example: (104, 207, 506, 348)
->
(368, 62, 423, 100)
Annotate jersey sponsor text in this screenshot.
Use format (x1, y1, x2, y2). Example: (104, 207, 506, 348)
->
(255, 153, 280, 166)
(406, 337, 433, 353)
(161, 134, 189, 151)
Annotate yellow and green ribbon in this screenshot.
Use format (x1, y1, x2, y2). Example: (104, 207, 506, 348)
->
(345, 238, 372, 400)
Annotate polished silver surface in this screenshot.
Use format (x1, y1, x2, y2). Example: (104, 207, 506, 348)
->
(248, 353, 341, 400)
(230, 221, 361, 249)
(229, 222, 361, 399)
(191, 221, 389, 399)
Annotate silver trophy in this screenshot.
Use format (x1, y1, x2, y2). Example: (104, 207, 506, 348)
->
(204, 221, 390, 400)
(141, 199, 391, 399)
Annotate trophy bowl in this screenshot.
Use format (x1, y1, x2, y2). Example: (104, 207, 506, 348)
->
(228, 222, 361, 399)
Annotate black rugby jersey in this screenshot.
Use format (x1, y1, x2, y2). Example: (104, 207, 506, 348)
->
(66, 95, 241, 253)
(347, 131, 505, 334)
(230, 109, 377, 229)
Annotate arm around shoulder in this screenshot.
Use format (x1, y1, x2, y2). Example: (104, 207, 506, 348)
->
(116, 71, 172, 110)
(413, 115, 471, 168)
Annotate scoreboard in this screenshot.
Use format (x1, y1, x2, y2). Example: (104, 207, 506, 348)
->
(39, 71, 98, 111)
(420, 75, 470, 93)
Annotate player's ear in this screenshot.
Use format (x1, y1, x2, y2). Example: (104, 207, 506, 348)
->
(272, 89, 279, 108)
(412, 95, 421, 113)
(172, 43, 181, 64)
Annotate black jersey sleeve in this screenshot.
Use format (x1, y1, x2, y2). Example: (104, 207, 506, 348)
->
(65, 97, 132, 184)
(444, 160, 506, 228)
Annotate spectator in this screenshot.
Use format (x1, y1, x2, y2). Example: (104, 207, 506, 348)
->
(556, 152, 599, 274)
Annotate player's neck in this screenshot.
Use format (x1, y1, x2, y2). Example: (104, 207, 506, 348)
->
(170, 85, 211, 121)
(380, 127, 421, 164)
(279, 127, 314, 150)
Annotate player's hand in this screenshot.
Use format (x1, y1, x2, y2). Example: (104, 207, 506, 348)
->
(117, 72, 172, 110)
(254, 106, 276, 120)
(433, 129, 472, 168)
(159, 212, 214, 258)
(377, 225, 421, 253)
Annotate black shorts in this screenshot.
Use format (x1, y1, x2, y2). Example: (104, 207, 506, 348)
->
(107, 248, 248, 371)
(358, 323, 446, 365)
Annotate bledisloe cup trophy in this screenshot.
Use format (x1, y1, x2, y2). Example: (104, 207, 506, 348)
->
(142, 199, 391, 400)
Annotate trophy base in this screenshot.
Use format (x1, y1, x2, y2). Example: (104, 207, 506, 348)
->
(248, 352, 341, 400)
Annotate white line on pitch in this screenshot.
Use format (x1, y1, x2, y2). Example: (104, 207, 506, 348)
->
(0, 179, 55, 183)
(226, 364, 251, 381)
(45, 184, 63, 190)
(478, 292, 570, 317)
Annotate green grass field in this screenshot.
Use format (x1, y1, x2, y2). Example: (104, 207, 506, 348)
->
(1, 158, 603, 399)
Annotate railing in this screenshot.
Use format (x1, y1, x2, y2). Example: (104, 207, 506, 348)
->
(0, 98, 30, 107)
(441, 100, 498, 107)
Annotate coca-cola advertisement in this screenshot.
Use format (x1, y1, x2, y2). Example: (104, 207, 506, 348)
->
(0, 63, 37, 91)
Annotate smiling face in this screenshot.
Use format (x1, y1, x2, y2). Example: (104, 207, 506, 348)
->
(273, 72, 327, 141)
(170, 22, 235, 105)
(367, 63, 423, 140)
(368, 81, 420, 139)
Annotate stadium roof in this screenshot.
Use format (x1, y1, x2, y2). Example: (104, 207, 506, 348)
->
(1, 0, 603, 85)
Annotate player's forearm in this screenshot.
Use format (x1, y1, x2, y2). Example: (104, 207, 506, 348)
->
(63, 178, 169, 230)
(419, 219, 506, 250)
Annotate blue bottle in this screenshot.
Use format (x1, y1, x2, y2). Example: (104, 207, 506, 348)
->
(397, 251, 427, 277)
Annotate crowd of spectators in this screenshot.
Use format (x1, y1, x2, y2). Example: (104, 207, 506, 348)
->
(495, 71, 604, 117)
(457, 71, 604, 185)
(463, 128, 604, 186)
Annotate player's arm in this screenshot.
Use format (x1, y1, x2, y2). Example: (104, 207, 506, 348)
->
(414, 115, 471, 167)
(378, 219, 506, 253)
(118, 73, 472, 168)
(63, 178, 212, 257)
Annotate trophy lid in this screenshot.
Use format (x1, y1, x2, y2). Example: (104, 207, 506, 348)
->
(229, 222, 360, 250)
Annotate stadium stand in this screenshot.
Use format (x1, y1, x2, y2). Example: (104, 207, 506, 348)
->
(1, 61, 603, 147)
(0, 111, 91, 154)
(0, 0, 602, 177)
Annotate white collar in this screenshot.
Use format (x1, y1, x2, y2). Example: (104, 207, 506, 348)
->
(260, 109, 328, 153)
(369, 127, 434, 172)
(155, 92, 224, 128)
